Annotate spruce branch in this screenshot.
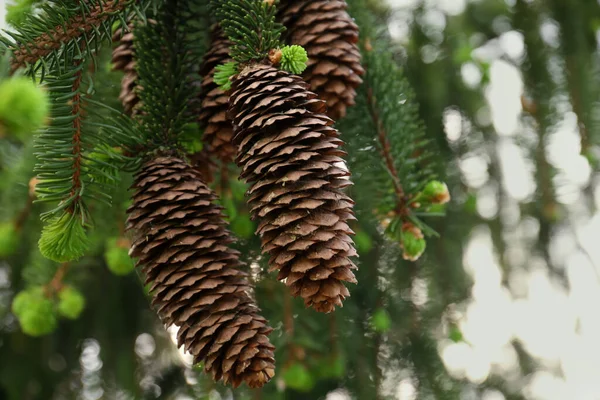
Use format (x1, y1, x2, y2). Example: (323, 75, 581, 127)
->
(365, 86, 407, 216)
(339, 43, 446, 260)
(135, 0, 200, 148)
(3, 0, 143, 75)
(214, 0, 284, 64)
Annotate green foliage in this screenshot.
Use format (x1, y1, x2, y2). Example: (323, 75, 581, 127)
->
(0, 222, 19, 258)
(340, 46, 439, 227)
(354, 230, 373, 254)
(315, 355, 346, 379)
(58, 286, 86, 319)
(34, 63, 121, 221)
(135, 0, 201, 148)
(230, 213, 254, 239)
(104, 237, 135, 276)
(214, 0, 284, 64)
(370, 308, 391, 333)
(280, 45, 308, 74)
(214, 61, 238, 91)
(0, 77, 49, 139)
(11, 286, 58, 336)
(6, 0, 40, 27)
(38, 212, 89, 263)
(283, 363, 315, 392)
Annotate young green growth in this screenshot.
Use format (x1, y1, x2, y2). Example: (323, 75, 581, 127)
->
(421, 180, 451, 205)
(279, 45, 308, 75)
(0, 77, 49, 140)
(12, 287, 58, 336)
(58, 286, 86, 319)
(400, 223, 426, 261)
(104, 237, 135, 276)
(39, 213, 90, 263)
(213, 61, 238, 91)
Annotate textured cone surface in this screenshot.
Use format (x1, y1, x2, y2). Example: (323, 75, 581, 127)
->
(198, 27, 236, 162)
(279, 0, 364, 120)
(127, 156, 275, 388)
(228, 65, 358, 313)
(112, 26, 140, 116)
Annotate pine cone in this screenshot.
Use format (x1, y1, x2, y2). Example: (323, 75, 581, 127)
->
(198, 27, 236, 162)
(228, 64, 358, 313)
(112, 26, 140, 116)
(278, 0, 365, 120)
(126, 156, 275, 388)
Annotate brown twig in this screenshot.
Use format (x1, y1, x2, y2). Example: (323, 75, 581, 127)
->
(44, 263, 70, 296)
(10, 0, 130, 73)
(69, 59, 85, 209)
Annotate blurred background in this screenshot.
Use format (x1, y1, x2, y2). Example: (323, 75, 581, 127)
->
(2, 0, 600, 399)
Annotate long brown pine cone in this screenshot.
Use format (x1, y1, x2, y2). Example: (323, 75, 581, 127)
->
(126, 156, 275, 388)
(198, 26, 237, 162)
(228, 64, 358, 313)
(112, 26, 140, 116)
(278, 0, 365, 120)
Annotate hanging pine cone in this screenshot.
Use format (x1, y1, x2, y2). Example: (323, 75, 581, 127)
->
(126, 156, 275, 388)
(228, 64, 358, 313)
(112, 26, 140, 116)
(278, 0, 364, 120)
(197, 26, 237, 162)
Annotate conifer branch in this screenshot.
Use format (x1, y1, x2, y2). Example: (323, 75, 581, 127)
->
(214, 0, 284, 64)
(3, 0, 143, 76)
(135, 0, 199, 148)
(365, 86, 407, 216)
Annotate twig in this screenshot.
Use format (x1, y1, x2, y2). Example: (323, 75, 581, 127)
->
(70, 60, 84, 207)
(45, 263, 70, 296)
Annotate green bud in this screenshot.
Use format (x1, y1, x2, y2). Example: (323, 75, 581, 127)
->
(12, 287, 57, 336)
(370, 308, 392, 333)
(0, 222, 19, 258)
(104, 237, 135, 276)
(280, 45, 308, 75)
(214, 62, 238, 91)
(421, 180, 450, 204)
(283, 363, 314, 392)
(58, 286, 85, 319)
(400, 224, 426, 261)
(0, 77, 49, 139)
